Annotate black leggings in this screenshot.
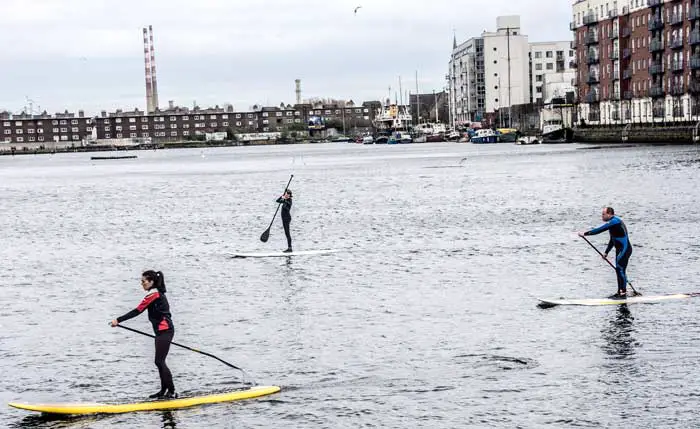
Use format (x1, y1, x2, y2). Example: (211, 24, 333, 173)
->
(282, 216, 292, 249)
(155, 331, 175, 393)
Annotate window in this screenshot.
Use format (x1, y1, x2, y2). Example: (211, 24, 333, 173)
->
(536, 75, 544, 82)
(535, 51, 542, 58)
(38, 129, 44, 133)
(182, 116, 189, 121)
(546, 51, 553, 58)
(104, 126, 110, 132)
(236, 114, 241, 118)
(72, 135, 79, 141)
(16, 129, 23, 134)
(60, 135, 68, 141)
(3, 130, 10, 135)
(276, 112, 282, 117)
(60, 128, 67, 133)
(105, 134, 111, 138)
(71, 119, 78, 125)
(116, 126, 123, 131)
(141, 117, 148, 122)
(183, 131, 190, 136)
(170, 131, 178, 137)
(171, 124, 177, 129)
(129, 118, 136, 123)
(536, 63, 543, 70)
(115, 118, 122, 123)
(263, 119, 269, 124)
(546, 63, 554, 70)
(16, 137, 24, 142)
(116, 133, 123, 138)
(38, 136, 44, 142)
(247, 114, 254, 118)
(294, 118, 301, 123)
(170, 116, 177, 121)
(28, 136, 36, 142)
(223, 122, 229, 126)
(263, 127, 269, 132)
(59, 120, 67, 125)
(4, 137, 10, 142)
(71, 127, 78, 133)
(262, 112, 269, 117)
(103, 119, 110, 124)
(52, 120, 58, 125)
(236, 121, 242, 126)
(130, 133, 137, 138)
(142, 132, 150, 138)
(570, 50, 574, 57)
(210, 115, 217, 120)
(295, 111, 301, 116)
(28, 128, 35, 134)
(3, 121, 11, 126)
(183, 124, 190, 129)
(142, 125, 149, 130)
(210, 122, 217, 127)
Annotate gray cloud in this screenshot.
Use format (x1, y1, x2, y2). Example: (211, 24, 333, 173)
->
(0, 0, 572, 114)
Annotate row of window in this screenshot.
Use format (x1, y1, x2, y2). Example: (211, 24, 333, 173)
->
(532, 50, 573, 59)
(2, 119, 92, 127)
(100, 118, 304, 133)
(3, 127, 93, 135)
(4, 135, 80, 143)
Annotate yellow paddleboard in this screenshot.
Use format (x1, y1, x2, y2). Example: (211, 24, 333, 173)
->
(8, 385, 280, 415)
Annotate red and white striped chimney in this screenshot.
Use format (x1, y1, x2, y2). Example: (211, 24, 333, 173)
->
(148, 25, 159, 112)
(143, 27, 153, 113)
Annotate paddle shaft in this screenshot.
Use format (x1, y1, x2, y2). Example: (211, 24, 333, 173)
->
(115, 324, 243, 371)
(261, 174, 293, 241)
(581, 235, 639, 295)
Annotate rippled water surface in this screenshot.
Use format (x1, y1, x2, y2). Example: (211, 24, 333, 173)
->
(1, 142, 700, 428)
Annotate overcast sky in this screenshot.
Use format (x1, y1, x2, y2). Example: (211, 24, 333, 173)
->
(0, 0, 572, 115)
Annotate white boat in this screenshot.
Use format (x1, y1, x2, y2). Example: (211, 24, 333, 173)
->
(470, 129, 498, 144)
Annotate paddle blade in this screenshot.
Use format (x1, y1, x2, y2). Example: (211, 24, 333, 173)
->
(260, 228, 270, 242)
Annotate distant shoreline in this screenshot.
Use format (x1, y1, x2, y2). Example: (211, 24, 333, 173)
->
(0, 139, 315, 156)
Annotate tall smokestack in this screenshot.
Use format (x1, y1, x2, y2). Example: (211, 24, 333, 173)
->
(143, 27, 153, 113)
(148, 25, 159, 112)
(295, 79, 301, 104)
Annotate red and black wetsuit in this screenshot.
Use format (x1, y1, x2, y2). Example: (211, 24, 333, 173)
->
(117, 288, 175, 394)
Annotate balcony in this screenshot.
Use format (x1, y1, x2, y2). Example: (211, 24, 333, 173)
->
(692, 56, 700, 69)
(690, 80, 700, 93)
(623, 69, 632, 80)
(622, 27, 631, 38)
(648, 17, 664, 31)
(623, 48, 631, 58)
(583, 11, 598, 25)
(608, 9, 619, 18)
(650, 62, 665, 75)
(610, 49, 619, 60)
(588, 111, 601, 121)
(670, 12, 684, 25)
(647, 0, 662, 6)
(673, 106, 684, 118)
(586, 92, 600, 103)
(587, 74, 600, 84)
(691, 30, 700, 45)
(648, 85, 665, 98)
(653, 108, 665, 118)
(611, 27, 619, 39)
(690, 6, 700, 20)
(612, 111, 621, 121)
(650, 38, 665, 52)
(612, 67, 620, 80)
(585, 31, 599, 44)
(611, 91, 621, 101)
(672, 60, 684, 72)
(671, 84, 685, 95)
(587, 55, 600, 64)
(623, 90, 633, 99)
(570, 60, 578, 68)
(669, 37, 684, 49)
(570, 21, 576, 31)
(570, 40, 577, 50)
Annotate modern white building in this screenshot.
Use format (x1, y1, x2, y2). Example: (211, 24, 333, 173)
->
(450, 16, 575, 127)
(482, 16, 531, 119)
(529, 41, 577, 104)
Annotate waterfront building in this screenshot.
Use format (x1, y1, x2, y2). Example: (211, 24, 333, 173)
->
(572, 0, 700, 124)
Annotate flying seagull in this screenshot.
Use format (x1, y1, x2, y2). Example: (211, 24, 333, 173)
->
(354, 5, 362, 14)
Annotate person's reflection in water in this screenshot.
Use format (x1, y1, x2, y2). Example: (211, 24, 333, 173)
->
(161, 411, 177, 428)
(601, 305, 638, 366)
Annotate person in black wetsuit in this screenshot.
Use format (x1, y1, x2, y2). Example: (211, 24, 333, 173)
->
(110, 270, 176, 399)
(276, 189, 293, 252)
(578, 207, 633, 299)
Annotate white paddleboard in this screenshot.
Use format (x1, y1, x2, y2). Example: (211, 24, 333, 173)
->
(538, 292, 700, 307)
(231, 249, 343, 258)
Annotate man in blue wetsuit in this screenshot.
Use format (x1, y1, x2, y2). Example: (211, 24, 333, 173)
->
(578, 207, 633, 299)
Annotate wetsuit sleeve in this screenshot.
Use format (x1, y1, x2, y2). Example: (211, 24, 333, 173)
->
(116, 292, 159, 323)
(276, 197, 284, 204)
(605, 237, 614, 254)
(584, 217, 620, 236)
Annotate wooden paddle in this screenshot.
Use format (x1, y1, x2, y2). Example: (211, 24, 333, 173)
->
(260, 174, 293, 243)
(580, 235, 641, 296)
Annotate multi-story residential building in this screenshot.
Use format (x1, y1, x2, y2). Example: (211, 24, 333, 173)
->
(0, 110, 93, 144)
(572, 0, 700, 125)
(448, 37, 485, 125)
(0, 101, 379, 144)
(529, 41, 577, 104)
(450, 16, 573, 126)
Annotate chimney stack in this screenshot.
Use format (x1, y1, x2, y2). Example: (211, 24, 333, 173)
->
(148, 25, 159, 112)
(295, 79, 301, 104)
(143, 27, 153, 113)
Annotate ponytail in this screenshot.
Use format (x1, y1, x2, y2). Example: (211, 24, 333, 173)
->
(143, 270, 167, 294)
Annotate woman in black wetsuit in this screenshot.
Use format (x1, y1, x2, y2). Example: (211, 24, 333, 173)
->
(110, 270, 176, 399)
(276, 189, 293, 252)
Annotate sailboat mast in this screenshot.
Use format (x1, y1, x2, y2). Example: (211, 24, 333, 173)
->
(415, 70, 420, 124)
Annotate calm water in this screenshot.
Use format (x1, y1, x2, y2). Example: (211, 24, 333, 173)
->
(1, 142, 700, 428)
